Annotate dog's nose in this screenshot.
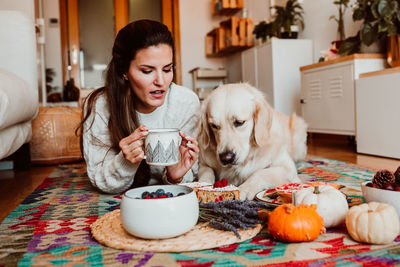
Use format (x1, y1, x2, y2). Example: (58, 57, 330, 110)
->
(219, 151, 236, 165)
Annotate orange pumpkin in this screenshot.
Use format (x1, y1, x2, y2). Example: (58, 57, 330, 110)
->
(268, 204, 326, 242)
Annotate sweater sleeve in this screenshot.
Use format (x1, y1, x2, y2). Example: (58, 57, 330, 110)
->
(83, 98, 139, 194)
(178, 89, 201, 183)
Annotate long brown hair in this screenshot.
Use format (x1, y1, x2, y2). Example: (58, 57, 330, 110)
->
(76, 20, 174, 152)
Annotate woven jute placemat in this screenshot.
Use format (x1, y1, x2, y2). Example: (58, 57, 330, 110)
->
(91, 209, 263, 252)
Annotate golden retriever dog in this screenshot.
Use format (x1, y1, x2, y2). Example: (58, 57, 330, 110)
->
(197, 83, 307, 200)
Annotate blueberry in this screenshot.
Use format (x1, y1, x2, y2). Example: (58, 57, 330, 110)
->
(166, 192, 174, 197)
(150, 192, 157, 198)
(141, 191, 150, 199)
(155, 188, 165, 196)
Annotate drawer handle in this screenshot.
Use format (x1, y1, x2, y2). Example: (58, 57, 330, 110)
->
(300, 99, 307, 104)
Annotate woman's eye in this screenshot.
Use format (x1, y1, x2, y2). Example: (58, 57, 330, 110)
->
(141, 70, 152, 74)
(210, 123, 219, 130)
(234, 120, 245, 127)
(163, 68, 172, 73)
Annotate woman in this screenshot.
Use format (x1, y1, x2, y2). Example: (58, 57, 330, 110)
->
(78, 20, 200, 194)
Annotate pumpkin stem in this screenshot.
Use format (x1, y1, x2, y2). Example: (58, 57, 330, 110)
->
(285, 204, 294, 214)
(306, 233, 311, 241)
(313, 186, 320, 194)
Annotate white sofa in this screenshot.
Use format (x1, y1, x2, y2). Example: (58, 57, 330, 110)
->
(0, 10, 39, 160)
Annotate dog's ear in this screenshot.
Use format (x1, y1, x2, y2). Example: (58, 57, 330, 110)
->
(252, 92, 273, 147)
(198, 99, 211, 149)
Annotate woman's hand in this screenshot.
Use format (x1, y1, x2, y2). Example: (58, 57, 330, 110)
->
(119, 125, 148, 164)
(166, 132, 199, 183)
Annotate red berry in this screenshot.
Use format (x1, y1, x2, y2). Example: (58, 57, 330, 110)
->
(384, 183, 395, 191)
(159, 195, 167, 198)
(372, 183, 380, 188)
(214, 181, 223, 188)
(144, 196, 152, 199)
(395, 186, 400, 191)
(214, 196, 223, 202)
(221, 178, 228, 187)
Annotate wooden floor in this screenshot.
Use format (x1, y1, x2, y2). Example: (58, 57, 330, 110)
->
(0, 133, 399, 223)
(307, 133, 400, 171)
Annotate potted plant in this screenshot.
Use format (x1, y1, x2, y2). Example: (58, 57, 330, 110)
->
(271, 0, 305, 39)
(330, 0, 351, 46)
(339, 0, 400, 65)
(253, 20, 279, 43)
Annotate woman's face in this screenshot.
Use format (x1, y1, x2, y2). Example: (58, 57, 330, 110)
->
(127, 44, 174, 113)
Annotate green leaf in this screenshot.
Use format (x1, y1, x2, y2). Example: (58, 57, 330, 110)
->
(338, 35, 361, 56)
(300, 20, 305, 30)
(387, 23, 397, 35)
(391, 0, 399, 12)
(353, 9, 365, 21)
(377, 0, 389, 16)
(361, 23, 378, 46)
(378, 21, 388, 32)
(371, 2, 379, 19)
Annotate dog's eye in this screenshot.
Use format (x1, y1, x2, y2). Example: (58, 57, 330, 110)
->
(210, 123, 220, 130)
(234, 120, 245, 127)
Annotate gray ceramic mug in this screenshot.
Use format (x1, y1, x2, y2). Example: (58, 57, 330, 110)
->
(144, 128, 180, 166)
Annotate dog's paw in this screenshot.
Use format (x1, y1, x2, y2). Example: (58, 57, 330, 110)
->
(239, 186, 258, 200)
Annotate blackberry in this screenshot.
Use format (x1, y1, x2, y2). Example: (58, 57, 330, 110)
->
(177, 192, 185, 196)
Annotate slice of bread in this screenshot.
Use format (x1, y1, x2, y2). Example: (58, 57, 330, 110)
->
(196, 185, 240, 203)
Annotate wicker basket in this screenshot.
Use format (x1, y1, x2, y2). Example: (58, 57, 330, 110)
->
(30, 106, 83, 164)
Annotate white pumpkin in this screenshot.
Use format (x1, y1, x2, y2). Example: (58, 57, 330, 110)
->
(293, 185, 348, 228)
(345, 202, 400, 244)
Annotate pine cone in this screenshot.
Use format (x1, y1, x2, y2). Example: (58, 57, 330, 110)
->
(372, 169, 395, 189)
(394, 166, 400, 185)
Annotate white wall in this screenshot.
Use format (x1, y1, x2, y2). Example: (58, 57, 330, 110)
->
(300, 0, 360, 61)
(179, 0, 226, 89)
(0, 0, 35, 20)
(244, 0, 271, 25)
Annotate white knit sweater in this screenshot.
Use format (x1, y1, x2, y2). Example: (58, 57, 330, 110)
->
(83, 83, 200, 193)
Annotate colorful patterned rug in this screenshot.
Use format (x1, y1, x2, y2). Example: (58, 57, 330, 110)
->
(1, 158, 400, 267)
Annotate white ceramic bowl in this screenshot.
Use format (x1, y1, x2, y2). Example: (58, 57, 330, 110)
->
(361, 181, 400, 217)
(120, 185, 199, 239)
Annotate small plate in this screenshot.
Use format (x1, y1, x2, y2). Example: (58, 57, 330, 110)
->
(255, 188, 286, 207)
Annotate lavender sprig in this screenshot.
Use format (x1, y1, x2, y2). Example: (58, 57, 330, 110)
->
(209, 218, 241, 239)
(199, 200, 267, 238)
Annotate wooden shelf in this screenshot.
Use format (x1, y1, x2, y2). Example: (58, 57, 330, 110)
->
(212, 0, 243, 16)
(206, 17, 253, 57)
